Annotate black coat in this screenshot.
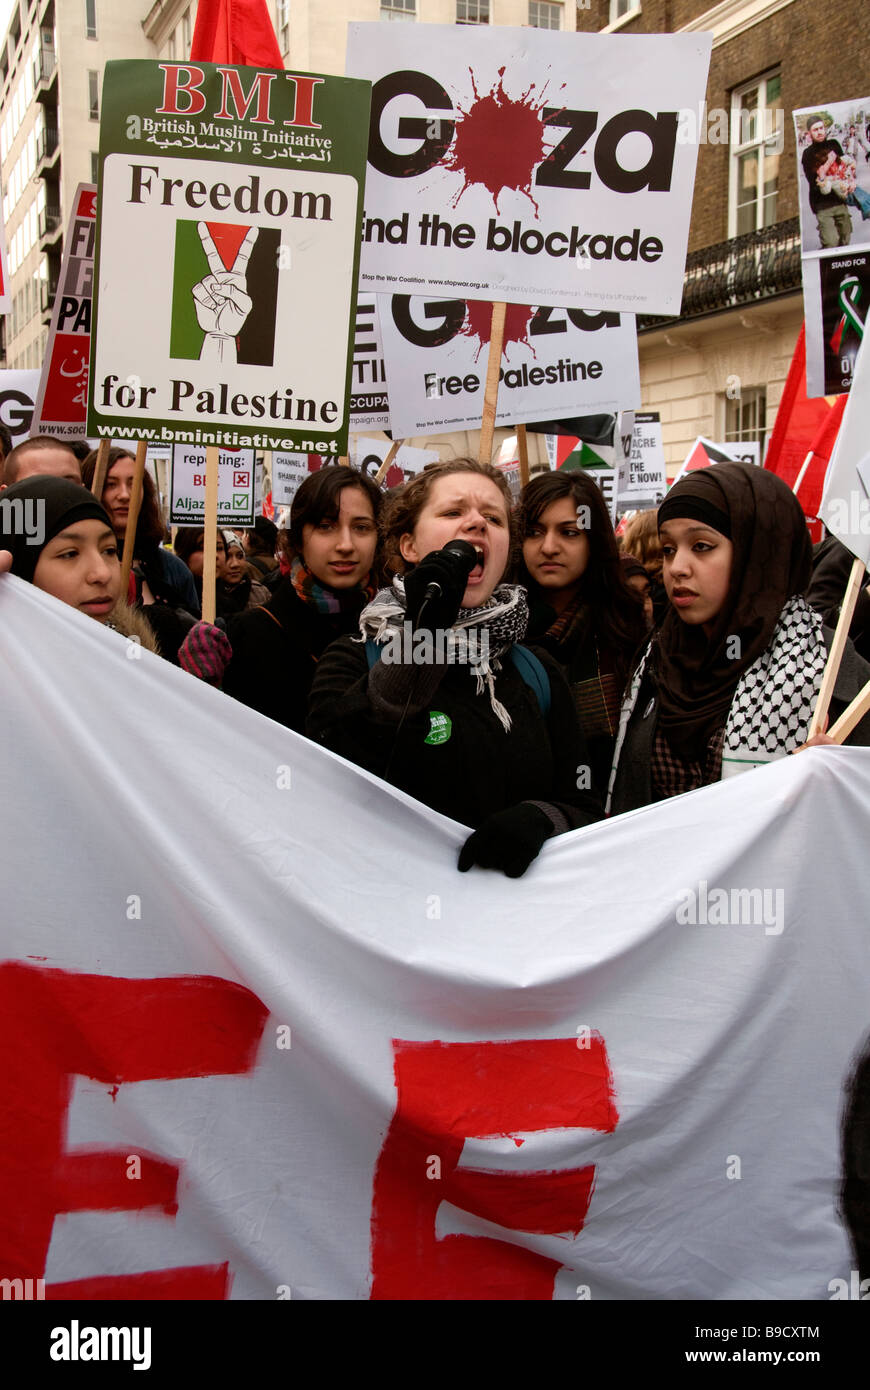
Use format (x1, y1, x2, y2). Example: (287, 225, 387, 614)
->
(222, 579, 367, 731)
(306, 635, 603, 831)
(609, 625, 870, 816)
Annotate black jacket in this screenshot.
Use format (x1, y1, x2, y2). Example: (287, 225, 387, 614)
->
(609, 625, 870, 816)
(222, 579, 367, 731)
(306, 635, 602, 831)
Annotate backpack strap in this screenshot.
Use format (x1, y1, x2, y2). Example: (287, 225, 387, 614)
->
(509, 645, 551, 718)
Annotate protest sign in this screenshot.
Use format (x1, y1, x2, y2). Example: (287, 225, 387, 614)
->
(794, 100, 870, 398)
(820, 337, 870, 566)
(616, 412, 666, 512)
(170, 443, 257, 525)
(351, 436, 438, 488)
(0, 369, 40, 447)
(2, 575, 869, 1300)
(346, 25, 711, 315)
(672, 436, 743, 483)
(87, 60, 370, 454)
(31, 184, 96, 439)
(380, 296, 638, 436)
(350, 294, 390, 430)
(271, 450, 316, 505)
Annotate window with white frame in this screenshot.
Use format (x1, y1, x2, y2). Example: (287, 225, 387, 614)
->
(381, 0, 415, 19)
(88, 69, 99, 120)
(85, 0, 97, 40)
(530, 1, 561, 27)
(609, 0, 637, 21)
(721, 386, 767, 458)
(457, 0, 489, 23)
(277, 0, 290, 49)
(729, 69, 782, 237)
(182, 8, 191, 54)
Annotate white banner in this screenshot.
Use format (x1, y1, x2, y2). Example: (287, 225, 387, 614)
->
(346, 25, 711, 315)
(170, 443, 257, 526)
(380, 296, 638, 436)
(1, 576, 868, 1300)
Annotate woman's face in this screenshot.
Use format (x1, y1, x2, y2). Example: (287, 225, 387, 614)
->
(522, 495, 590, 596)
(301, 485, 378, 590)
(400, 474, 511, 608)
(32, 520, 121, 621)
(101, 455, 136, 539)
(223, 544, 247, 585)
(659, 517, 733, 635)
(626, 570, 654, 627)
(186, 536, 225, 579)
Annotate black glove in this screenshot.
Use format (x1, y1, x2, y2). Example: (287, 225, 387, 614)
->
(403, 548, 470, 634)
(458, 803, 554, 878)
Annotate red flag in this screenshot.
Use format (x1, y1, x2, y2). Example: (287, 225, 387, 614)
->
(764, 325, 846, 540)
(190, 0, 283, 68)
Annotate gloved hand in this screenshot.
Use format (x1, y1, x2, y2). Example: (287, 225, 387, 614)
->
(178, 621, 233, 686)
(458, 802, 554, 878)
(403, 548, 471, 634)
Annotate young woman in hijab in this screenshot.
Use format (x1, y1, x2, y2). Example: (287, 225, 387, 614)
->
(0, 475, 157, 650)
(307, 459, 602, 878)
(217, 530, 271, 620)
(217, 466, 383, 730)
(608, 461, 870, 815)
(518, 471, 647, 796)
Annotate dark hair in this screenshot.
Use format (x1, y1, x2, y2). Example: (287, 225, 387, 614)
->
(248, 515, 278, 555)
(3, 434, 80, 485)
(287, 465, 383, 558)
(517, 470, 647, 683)
(0, 422, 12, 460)
(67, 439, 94, 463)
(80, 447, 166, 549)
(173, 526, 227, 566)
(382, 457, 516, 577)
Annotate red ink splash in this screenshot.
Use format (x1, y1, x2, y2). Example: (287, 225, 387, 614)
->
(461, 300, 535, 363)
(108, 1084, 120, 1102)
(441, 68, 548, 215)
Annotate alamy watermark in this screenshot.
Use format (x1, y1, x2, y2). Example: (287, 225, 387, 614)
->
(380, 622, 490, 666)
(676, 880, 784, 935)
(0, 496, 45, 546)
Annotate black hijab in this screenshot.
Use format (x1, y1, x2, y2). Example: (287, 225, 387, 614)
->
(0, 476, 114, 583)
(652, 463, 812, 758)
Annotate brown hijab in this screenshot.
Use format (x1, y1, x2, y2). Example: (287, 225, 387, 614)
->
(652, 463, 812, 758)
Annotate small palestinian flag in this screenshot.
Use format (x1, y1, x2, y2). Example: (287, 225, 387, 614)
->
(555, 437, 614, 471)
(671, 437, 741, 485)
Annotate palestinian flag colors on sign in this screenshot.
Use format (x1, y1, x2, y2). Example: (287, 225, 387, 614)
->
(671, 437, 742, 484)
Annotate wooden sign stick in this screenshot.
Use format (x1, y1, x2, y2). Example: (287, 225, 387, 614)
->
(374, 438, 403, 486)
(808, 554, 866, 738)
(478, 301, 506, 466)
(118, 440, 147, 605)
(201, 443, 220, 625)
(90, 437, 111, 500)
(828, 675, 870, 743)
(517, 423, 530, 488)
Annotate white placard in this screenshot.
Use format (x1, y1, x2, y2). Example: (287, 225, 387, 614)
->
(350, 294, 390, 430)
(347, 25, 711, 314)
(380, 296, 638, 435)
(170, 444, 257, 525)
(0, 369, 41, 447)
(616, 411, 667, 512)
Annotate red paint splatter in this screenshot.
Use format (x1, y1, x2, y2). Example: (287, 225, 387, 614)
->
(461, 300, 535, 362)
(441, 68, 549, 214)
(108, 1084, 120, 1102)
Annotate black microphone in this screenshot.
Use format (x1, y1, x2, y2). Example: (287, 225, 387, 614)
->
(421, 539, 482, 603)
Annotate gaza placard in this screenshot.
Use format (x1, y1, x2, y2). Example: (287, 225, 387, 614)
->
(346, 25, 711, 315)
(87, 61, 370, 454)
(32, 184, 96, 439)
(380, 295, 638, 435)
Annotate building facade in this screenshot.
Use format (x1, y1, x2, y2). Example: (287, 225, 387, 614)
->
(0, 0, 152, 369)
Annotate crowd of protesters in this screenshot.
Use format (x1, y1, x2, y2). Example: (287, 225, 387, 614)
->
(2, 435, 870, 880)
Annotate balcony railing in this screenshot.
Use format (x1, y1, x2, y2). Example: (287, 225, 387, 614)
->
(638, 217, 801, 332)
(35, 125, 58, 163)
(38, 204, 61, 239)
(39, 278, 57, 312)
(34, 46, 56, 90)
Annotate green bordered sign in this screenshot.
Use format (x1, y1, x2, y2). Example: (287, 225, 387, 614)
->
(88, 60, 371, 454)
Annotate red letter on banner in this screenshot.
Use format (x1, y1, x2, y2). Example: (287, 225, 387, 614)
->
(0, 963, 267, 1299)
(370, 1037, 618, 1300)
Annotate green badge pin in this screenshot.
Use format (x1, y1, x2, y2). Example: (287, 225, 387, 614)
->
(424, 711, 452, 745)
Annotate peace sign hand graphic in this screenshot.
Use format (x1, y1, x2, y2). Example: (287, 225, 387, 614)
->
(192, 222, 259, 364)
